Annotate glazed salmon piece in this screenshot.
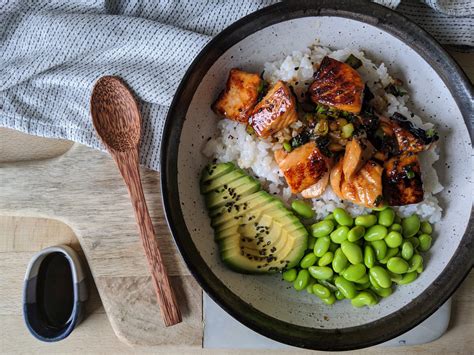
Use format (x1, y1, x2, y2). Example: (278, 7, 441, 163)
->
(212, 69, 262, 123)
(249, 81, 297, 138)
(309, 56, 364, 114)
(301, 171, 329, 198)
(330, 158, 344, 199)
(342, 137, 376, 179)
(383, 153, 424, 206)
(275, 141, 331, 194)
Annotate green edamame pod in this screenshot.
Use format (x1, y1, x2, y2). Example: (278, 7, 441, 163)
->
(379, 247, 399, 264)
(371, 285, 393, 298)
(348, 225, 365, 242)
(389, 223, 402, 232)
(385, 231, 403, 248)
(293, 269, 310, 291)
(332, 248, 349, 273)
(355, 214, 377, 228)
(398, 271, 418, 285)
(378, 208, 395, 227)
(307, 237, 316, 250)
(312, 284, 331, 299)
(311, 220, 335, 238)
(369, 266, 392, 288)
(335, 276, 357, 299)
(341, 241, 363, 264)
(291, 200, 314, 219)
(300, 253, 318, 269)
(387, 257, 409, 274)
(322, 294, 336, 305)
(407, 254, 423, 273)
(330, 226, 350, 244)
(318, 251, 334, 266)
(371, 240, 387, 260)
(282, 268, 297, 282)
(308, 266, 333, 280)
(364, 245, 376, 268)
(402, 214, 420, 238)
(333, 207, 353, 226)
(420, 221, 433, 235)
(364, 225, 388, 241)
(335, 290, 345, 300)
(418, 234, 432, 252)
(351, 291, 378, 307)
(342, 264, 367, 282)
(401, 241, 414, 261)
(314, 236, 331, 257)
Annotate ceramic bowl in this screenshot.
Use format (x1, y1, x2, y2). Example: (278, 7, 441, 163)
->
(161, 0, 473, 350)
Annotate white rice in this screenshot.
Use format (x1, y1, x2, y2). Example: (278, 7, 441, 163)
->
(203, 44, 443, 223)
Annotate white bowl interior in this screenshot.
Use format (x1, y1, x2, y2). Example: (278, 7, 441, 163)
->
(177, 16, 473, 328)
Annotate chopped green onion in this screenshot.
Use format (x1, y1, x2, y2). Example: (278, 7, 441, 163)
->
(426, 128, 437, 138)
(257, 81, 264, 93)
(406, 170, 415, 179)
(246, 125, 255, 135)
(283, 142, 292, 152)
(345, 54, 362, 69)
(341, 123, 355, 138)
(315, 119, 329, 136)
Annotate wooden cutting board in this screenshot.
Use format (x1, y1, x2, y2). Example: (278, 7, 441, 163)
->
(0, 128, 202, 347)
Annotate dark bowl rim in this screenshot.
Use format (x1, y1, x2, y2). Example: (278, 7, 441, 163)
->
(160, 0, 474, 350)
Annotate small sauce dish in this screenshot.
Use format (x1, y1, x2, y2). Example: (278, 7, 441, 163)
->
(23, 245, 87, 342)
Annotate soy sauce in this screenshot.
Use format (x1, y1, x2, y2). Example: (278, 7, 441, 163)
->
(36, 253, 74, 328)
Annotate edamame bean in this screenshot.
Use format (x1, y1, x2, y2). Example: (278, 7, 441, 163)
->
(300, 253, 317, 269)
(355, 281, 371, 290)
(401, 241, 414, 261)
(324, 213, 336, 221)
(371, 285, 393, 298)
(369, 266, 392, 288)
(314, 236, 331, 257)
(390, 223, 402, 232)
(378, 208, 395, 227)
(407, 254, 423, 273)
(308, 266, 334, 280)
(387, 257, 409, 274)
(282, 269, 297, 282)
(407, 237, 420, 249)
(335, 290, 345, 300)
(364, 225, 388, 241)
(312, 284, 331, 299)
(330, 226, 349, 243)
(354, 273, 369, 285)
(332, 248, 349, 273)
(318, 251, 334, 266)
(364, 245, 376, 268)
(335, 276, 357, 299)
(394, 215, 402, 224)
(402, 214, 420, 238)
(379, 247, 399, 264)
(333, 207, 353, 226)
(322, 294, 336, 305)
(348, 225, 365, 242)
(318, 279, 338, 292)
(371, 240, 387, 260)
(291, 200, 315, 219)
(311, 220, 335, 238)
(398, 271, 418, 285)
(355, 214, 378, 228)
(342, 264, 367, 282)
(418, 234, 432, 252)
(420, 221, 433, 235)
(341, 241, 363, 264)
(417, 264, 424, 273)
(307, 237, 316, 250)
(351, 291, 378, 307)
(388, 271, 403, 283)
(306, 279, 316, 294)
(385, 231, 403, 248)
(293, 269, 310, 291)
(329, 242, 339, 252)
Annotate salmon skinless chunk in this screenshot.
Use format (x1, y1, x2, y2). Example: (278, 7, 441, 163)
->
(212, 69, 262, 123)
(249, 81, 297, 138)
(275, 141, 331, 194)
(342, 137, 376, 179)
(301, 171, 329, 198)
(309, 56, 364, 114)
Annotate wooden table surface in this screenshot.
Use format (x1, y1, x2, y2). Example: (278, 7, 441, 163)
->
(0, 51, 472, 354)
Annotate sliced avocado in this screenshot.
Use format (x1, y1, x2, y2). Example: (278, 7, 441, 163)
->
(200, 163, 308, 273)
(205, 176, 260, 210)
(201, 162, 235, 183)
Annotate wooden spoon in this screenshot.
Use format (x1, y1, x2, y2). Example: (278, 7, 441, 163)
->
(90, 76, 182, 327)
